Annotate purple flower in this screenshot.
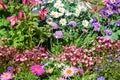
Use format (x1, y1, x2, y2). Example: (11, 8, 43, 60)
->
(108, 59, 112, 62)
(53, 31, 64, 38)
(50, 22, 58, 29)
(68, 21, 77, 27)
(96, 77, 105, 80)
(118, 7, 120, 13)
(90, 17, 98, 24)
(92, 23, 100, 31)
(7, 66, 13, 71)
(103, 29, 112, 35)
(114, 19, 120, 26)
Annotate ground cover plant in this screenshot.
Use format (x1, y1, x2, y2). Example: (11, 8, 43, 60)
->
(0, 0, 120, 80)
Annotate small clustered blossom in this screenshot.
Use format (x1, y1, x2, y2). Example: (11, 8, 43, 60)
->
(0, 72, 13, 80)
(14, 47, 50, 66)
(54, 46, 95, 67)
(93, 36, 120, 53)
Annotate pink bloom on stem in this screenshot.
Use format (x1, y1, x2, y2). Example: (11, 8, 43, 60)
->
(7, 16, 18, 28)
(0, 72, 13, 80)
(102, 0, 108, 5)
(22, 0, 29, 4)
(31, 0, 42, 5)
(78, 68, 83, 75)
(30, 65, 45, 76)
(0, 0, 7, 9)
(18, 10, 24, 19)
(39, 6, 48, 20)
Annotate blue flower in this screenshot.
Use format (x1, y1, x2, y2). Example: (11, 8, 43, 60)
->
(96, 77, 105, 80)
(7, 66, 13, 71)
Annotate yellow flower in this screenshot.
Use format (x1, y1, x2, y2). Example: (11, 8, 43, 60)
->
(54, 3, 61, 9)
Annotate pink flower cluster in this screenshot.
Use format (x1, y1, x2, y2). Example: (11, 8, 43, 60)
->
(14, 47, 50, 65)
(54, 46, 95, 67)
(0, 45, 17, 65)
(93, 36, 120, 53)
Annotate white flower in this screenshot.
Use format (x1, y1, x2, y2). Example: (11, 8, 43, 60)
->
(46, 18, 53, 24)
(54, 3, 61, 8)
(59, 7, 65, 13)
(82, 20, 89, 27)
(75, 5, 82, 11)
(65, 11, 72, 16)
(86, 2, 92, 9)
(62, 66, 75, 78)
(48, 0, 54, 3)
(59, 13, 64, 17)
(60, 19, 67, 26)
(56, 0, 62, 3)
(74, 11, 80, 17)
(50, 11, 59, 18)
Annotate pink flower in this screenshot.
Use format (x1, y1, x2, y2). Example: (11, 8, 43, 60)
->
(30, 65, 45, 76)
(22, 0, 29, 4)
(39, 6, 48, 20)
(31, 0, 42, 5)
(0, 1, 7, 9)
(102, 0, 108, 5)
(58, 77, 67, 80)
(6, 16, 18, 28)
(18, 10, 24, 20)
(0, 72, 13, 80)
(78, 68, 83, 75)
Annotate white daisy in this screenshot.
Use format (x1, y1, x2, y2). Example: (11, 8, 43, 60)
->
(74, 11, 80, 17)
(59, 7, 65, 13)
(50, 11, 59, 18)
(54, 3, 61, 9)
(75, 5, 82, 11)
(58, 13, 64, 17)
(60, 19, 67, 26)
(62, 66, 75, 78)
(82, 20, 89, 27)
(46, 18, 53, 24)
(48, 0, 54, 3)
(65, 11, 72, 16)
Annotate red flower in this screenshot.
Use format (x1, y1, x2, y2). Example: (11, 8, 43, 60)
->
(0, 0, 7, 9)
(39, 6, 48, 20)
(18, 10, 24, 20)
(7, 16, 18, 28)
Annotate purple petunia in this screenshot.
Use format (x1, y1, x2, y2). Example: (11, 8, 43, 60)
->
(103, 29, 112, 35)
(53, 31, 64, 38)
(114, 19, 120, 26)
(7, 66, 13, 71)
(68, 21, 77, 27)
(90, 17, 98, 24)
(96, 77, 105, 80)
(50, 22, 58, 29)
(92, 23, 100, 31)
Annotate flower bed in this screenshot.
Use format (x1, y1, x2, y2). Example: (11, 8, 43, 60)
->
(0, 0, 120, 80)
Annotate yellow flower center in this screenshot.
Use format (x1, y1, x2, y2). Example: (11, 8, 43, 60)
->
(83, 22, 87, 25)
(66, 69, 72, 74)
(4, 74, 9, 78)
(35, 68, 40, 72)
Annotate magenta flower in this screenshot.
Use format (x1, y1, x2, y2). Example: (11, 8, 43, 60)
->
(6, 16, 18, 28)
(18, 10, 24, 20)
(0, 72, 13, 80)
(78, 68, 83, 75)
(30, 65, 45, 76)
(0, 1, 7, 9)
(22, 0, 30, 5)
(53, 31, 64, 38)
(39, 6, 48, 20)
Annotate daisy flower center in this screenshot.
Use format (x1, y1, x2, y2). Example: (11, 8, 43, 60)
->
(4, 74, 9, 78)
(35, 68, 40, 72)
(66, 69, 72, 74)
